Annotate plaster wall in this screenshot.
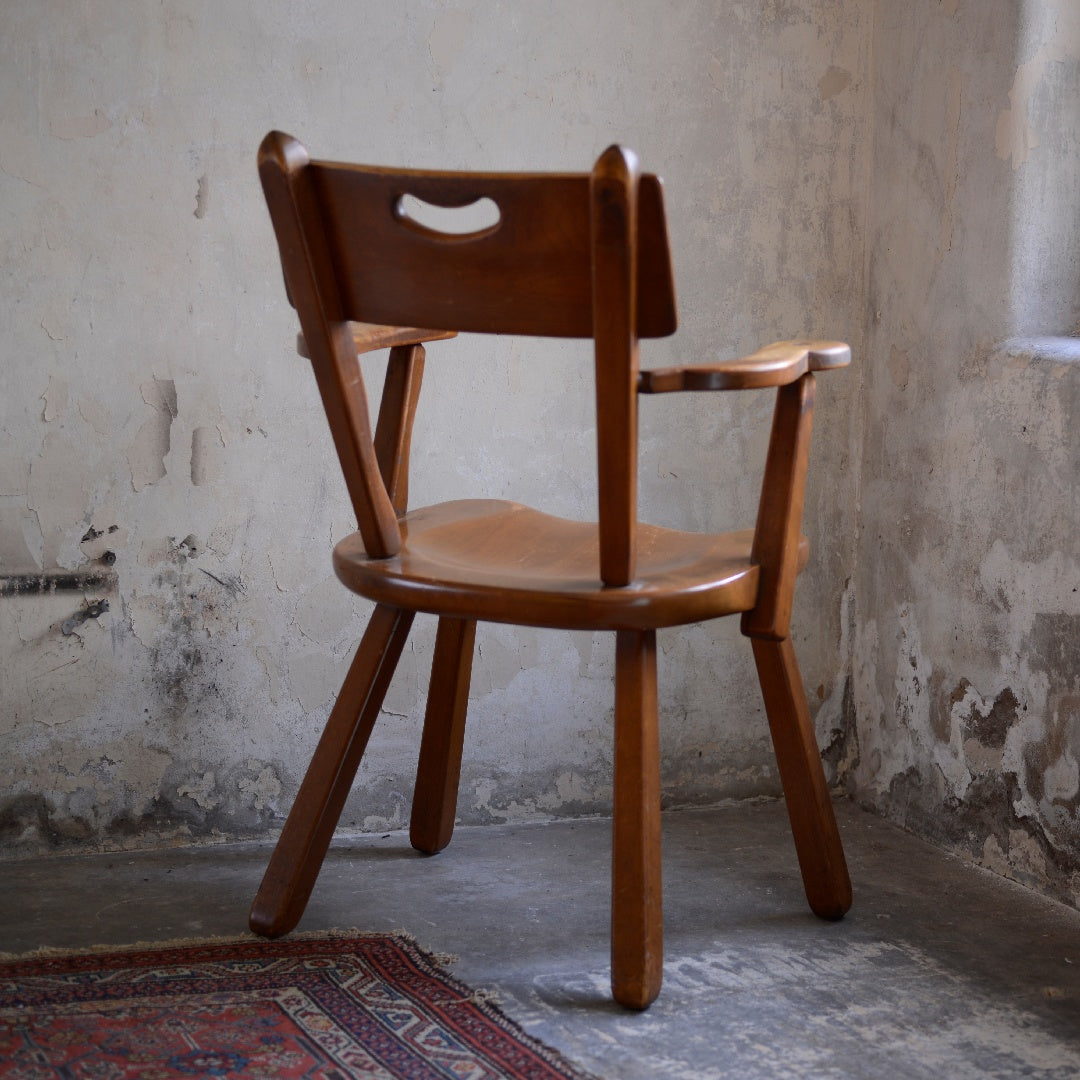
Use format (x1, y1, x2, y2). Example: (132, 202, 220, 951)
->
(853, 2, 1080, 907)
(0, 2, 867, 853)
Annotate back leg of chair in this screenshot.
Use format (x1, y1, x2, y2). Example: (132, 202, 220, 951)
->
(410, 617, 477, 855)
(611, 628, 663, 1010)
(751, 635, 851, 919)
(250, 604, 415, 937)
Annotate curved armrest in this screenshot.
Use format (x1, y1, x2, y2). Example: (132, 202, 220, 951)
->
(298, 321, 457, 359)
(638, 339, 850, 393)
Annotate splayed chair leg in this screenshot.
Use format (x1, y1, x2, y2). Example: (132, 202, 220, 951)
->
(250, 604, 414, 937)
(751, 634, 851, 919)
(410, 617, 477, 855)
(611, 628, 663, 1010)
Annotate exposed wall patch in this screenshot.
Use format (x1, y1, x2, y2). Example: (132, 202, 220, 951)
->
(818, 66, 852, 100)
(40, 376, 69, 422)
(128, 379, 177, 491)
(0, 509, 44, 574)
(48, 108, 112, 141)
(26, 434, 89, 568)
(190, 425, 224, 486)
(238, 761, 282, 811)
(993, 8, 1080, 170)
(427, 9, 471, 85)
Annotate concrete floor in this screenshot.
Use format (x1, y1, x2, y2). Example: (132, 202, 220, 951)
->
(3, 799, 1080, 1079)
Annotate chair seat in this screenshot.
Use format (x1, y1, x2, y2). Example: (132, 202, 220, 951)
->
(333, 499, 807, 631)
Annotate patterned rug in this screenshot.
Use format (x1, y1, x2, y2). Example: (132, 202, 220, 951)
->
(0, 932, 596, 1079)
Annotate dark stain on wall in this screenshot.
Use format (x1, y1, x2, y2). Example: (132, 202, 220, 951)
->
(880, 647, 1079, 908)
(823, 675, 858, 786)
(0, 758, 285, 855)
(883, 766, 1075, 896)
(1030, 614, 1080, 689)
(928, 671, 966, 743)
(964, 686, 1018, 750)
(1025, 615, 1080, 837)
(0, 793, 94, 849)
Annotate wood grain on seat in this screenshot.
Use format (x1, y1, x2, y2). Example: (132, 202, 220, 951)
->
(332, 500, 806, 631)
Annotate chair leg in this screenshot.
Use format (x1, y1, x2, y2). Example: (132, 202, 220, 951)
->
(410, 617, 476, 855)
(750, 635, 852, 920)
(611, 629, 663, 1010)
(249, 604, 414, 938)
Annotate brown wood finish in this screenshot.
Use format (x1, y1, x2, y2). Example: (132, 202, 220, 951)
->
(310, 164, 676, 340)
(296, 322, 456, 359)
(591, 145, 640, 588)
(741, 374, 816, 641)
(334, 506, 771, 631)
(249, 603, 414, 937)
(410, 616, 477, 854)
(258, 135, 401, 559)
(611, 629, 663, 1009)
(374, 344, 426, 517)
(750, 636, 852, 918)
(638, 339, 850, 394)
(252, 130, 852, 1009)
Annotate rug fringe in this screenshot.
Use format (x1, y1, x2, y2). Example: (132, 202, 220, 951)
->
(0, 927, 407, 963)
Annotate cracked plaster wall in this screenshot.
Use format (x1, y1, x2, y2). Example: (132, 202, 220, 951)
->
(0, 2, 867, 855)
(9, 0, 1080, 923)
(852, 3, 1080, 908)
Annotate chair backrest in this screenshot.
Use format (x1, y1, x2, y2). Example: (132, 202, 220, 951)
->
(258, 132, 677, 586)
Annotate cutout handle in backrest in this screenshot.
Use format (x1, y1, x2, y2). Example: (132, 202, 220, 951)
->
(395, 193, 501, 240)
(315, 165, 592, 336)
(309, 161, 676, 339)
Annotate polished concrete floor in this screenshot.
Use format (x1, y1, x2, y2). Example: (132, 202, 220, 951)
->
(3, 799, 1080, 1079)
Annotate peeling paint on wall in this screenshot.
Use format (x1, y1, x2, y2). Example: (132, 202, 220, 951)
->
(40, 376, 69, 422)
(427, 9, 472, 87)
(189, 426, 225, 486)
(994, 6, 1080, 170)
(818, 65, 852, 100)
(854, 0, 1080, 911)
(0, 755, 289, 853)
(129, 379, 177, 492)
(859, 1, 1080, 901)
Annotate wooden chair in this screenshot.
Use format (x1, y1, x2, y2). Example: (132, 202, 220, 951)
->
(250, 131, 852, 1010)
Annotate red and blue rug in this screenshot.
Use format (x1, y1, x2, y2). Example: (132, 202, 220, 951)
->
(0, 932, 595, 1079)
